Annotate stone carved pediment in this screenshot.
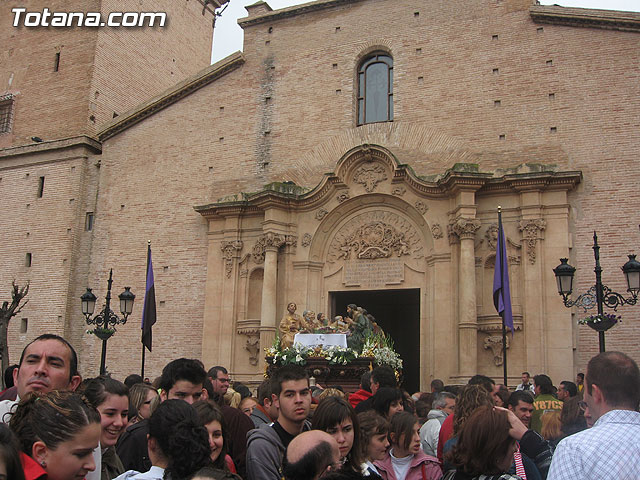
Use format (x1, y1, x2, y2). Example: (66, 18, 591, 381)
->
(327, 211, 424, 263)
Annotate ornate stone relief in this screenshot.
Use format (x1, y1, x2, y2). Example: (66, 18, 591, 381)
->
(484, 335, 510, 366)
(301, 233, 312, 247)
(431, 223, 443, 239)
(327, 211, 424, 263)
(252, 233, 285, 263)
(285, 235, 298, 248)
(315, 208, 328, 220)
(353, 162, 388, 192)
(415, 201, 428, 215)
(519, 219, 546, 264)
(450, 217, 481, 240)
(237, 320, 261, 366)
(221, 240, 243, 278)
(392, 186, 406, 197)
(336, 191, 350, 203)
(485, 224, 499, 250)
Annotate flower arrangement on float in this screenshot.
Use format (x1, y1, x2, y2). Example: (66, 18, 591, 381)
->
(361, 333, 403, 371)
(265, 332, 401, 369)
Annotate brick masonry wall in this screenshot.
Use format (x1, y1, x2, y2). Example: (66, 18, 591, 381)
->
(1, 0, 639, 380)
(0, 0, 214, 148)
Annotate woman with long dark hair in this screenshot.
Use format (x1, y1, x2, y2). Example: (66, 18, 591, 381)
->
(374, 411, 441, 480)
(372, 388, 404, 420)
(192, 400, 237, 474)
(312, 396, 365, 477)
(115, 399, 212, 480)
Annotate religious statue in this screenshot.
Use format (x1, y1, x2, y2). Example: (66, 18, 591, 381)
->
(279, 302, 305, 349)
(303, 310, 320, 331)
(346, 304, 373, 352)
(330, 315, 351, 332)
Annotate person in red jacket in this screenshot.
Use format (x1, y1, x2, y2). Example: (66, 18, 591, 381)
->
(349, 371, 372, 409)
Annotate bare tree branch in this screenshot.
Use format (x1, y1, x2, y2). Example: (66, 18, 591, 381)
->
(0, 280, 30, 389)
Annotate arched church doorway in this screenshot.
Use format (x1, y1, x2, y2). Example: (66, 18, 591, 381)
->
(329, 289, 420, 394)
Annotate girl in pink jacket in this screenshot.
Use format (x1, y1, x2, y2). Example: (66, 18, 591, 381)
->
(374, 412, 442, 480)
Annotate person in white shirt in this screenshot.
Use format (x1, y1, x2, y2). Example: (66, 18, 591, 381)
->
(515, 371, 535, 393)
(548, 351, 640, 480)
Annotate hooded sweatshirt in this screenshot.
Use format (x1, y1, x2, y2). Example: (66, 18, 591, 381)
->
(420, 409, 448, 457)
(245, 423, 287, 480)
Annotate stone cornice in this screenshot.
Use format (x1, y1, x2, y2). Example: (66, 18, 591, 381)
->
(239, 0, 364, 28)
(0, 135, 101, 161)
(478, 170, 582, 194)
(194, 145, 583, 219)
(98, 53, 245, 142)
(530, 5, 640, 32)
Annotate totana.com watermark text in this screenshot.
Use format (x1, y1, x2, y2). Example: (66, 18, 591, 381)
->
(12, 8, 167, 27)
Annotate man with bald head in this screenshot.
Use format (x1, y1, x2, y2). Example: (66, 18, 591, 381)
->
(284, 430, 340, 480)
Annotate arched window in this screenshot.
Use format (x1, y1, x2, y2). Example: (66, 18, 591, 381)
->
(357, 53, 393, 125)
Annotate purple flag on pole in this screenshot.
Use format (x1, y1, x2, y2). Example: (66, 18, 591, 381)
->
(493, 214, 514, 334)
(141, 244, 156, 351)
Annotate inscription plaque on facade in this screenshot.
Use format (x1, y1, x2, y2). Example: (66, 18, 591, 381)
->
(343, 258, 404, 288)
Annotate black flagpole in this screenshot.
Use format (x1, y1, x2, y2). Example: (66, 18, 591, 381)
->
(141, 241, 150, 378)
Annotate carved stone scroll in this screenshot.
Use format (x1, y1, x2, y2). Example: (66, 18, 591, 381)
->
(353, 162, 388, 192)
(483, 335, 510, 366)
(302, 233, 312, 247)
(519, 219, 546, 264)
(415, 201, 428, 215)
(221, 240, 243, 278)
(392, 186, 406, 197)
(316, 208, 328, 220)
(336, 192, 350, 203)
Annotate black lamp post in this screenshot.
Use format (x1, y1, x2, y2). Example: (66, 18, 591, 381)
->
(81, 269, 135, 375)
(553, 231, 640, 352)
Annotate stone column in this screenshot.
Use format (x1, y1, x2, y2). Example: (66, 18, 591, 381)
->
(452, 218, 481, 378)
(258, 233, 285, 356)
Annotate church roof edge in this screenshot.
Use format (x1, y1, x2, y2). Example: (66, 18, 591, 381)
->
(239, 0, 365, 28)
(530, 5, 640, 32)
(98, 52, 245, 142)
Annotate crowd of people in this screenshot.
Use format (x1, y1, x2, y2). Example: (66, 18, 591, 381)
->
(0, 333, 638, 480)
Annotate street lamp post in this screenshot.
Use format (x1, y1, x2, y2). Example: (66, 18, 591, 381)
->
(81, 269, 135, 375)
(553, 231, 640, 352)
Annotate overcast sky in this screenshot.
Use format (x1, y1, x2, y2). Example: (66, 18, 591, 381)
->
(211, 0, 640, 63)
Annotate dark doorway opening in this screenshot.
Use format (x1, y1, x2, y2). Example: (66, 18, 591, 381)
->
(329, 289, 420, 394)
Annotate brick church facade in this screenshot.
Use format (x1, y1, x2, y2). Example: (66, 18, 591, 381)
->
(1, 0, 639, 389)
